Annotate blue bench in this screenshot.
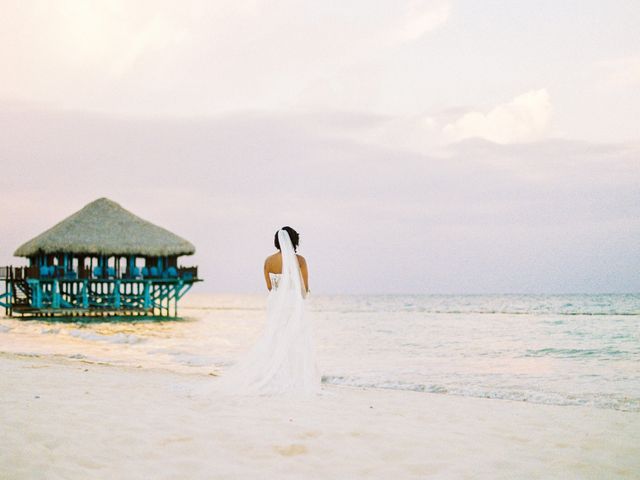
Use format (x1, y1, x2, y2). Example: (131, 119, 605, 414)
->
(166, 267, 178, 278)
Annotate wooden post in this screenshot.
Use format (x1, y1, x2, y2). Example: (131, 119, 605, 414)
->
(143, 281, 150, 310)
(82, 279, 88, 308)
(114, 279, 121, 309)
(173, 284, 178, 317)
(8, 265, 13, 317)
(32, 280, 41, 308)
(52, 280, 60, 308)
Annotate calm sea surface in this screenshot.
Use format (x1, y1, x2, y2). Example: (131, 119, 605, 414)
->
(1, 293, 638, 411)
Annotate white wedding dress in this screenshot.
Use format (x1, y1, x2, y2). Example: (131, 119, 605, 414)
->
(218, 229, 321, 396)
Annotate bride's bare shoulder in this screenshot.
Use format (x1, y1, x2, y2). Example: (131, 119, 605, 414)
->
(264, 252, 280, 265)
(264, 252, 306, 266)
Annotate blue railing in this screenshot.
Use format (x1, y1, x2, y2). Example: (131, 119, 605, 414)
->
(37, 265, 197, 281)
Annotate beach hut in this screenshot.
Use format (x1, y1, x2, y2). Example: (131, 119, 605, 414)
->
(0, 198, 200, 318)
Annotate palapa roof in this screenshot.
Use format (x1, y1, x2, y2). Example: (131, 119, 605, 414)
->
(14, 198, 195, 257)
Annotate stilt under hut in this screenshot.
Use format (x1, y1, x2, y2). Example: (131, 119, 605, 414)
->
(0, 198, 201, 318)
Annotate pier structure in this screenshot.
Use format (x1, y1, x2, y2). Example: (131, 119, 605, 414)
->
(0, 198, 200, 318)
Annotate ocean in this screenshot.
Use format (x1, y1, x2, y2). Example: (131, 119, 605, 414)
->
(1, 293, 638, 411)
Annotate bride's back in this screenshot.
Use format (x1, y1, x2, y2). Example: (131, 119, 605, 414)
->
(264, 252, 306, 274)
(264, 252, 309, 292)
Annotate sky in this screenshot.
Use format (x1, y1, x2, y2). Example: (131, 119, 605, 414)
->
(0, 0, 639, 294)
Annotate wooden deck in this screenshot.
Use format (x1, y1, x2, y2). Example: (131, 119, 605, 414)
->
(1, 266, 201, 318)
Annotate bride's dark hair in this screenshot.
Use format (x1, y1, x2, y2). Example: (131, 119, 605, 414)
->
(274, 226, 299, 252)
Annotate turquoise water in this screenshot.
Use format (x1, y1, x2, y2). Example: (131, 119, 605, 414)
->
(1, 293, 638, 411)
(311, 294, 639, 411)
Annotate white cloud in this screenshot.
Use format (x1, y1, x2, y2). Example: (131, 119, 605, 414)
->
(442, 89, 553, 144)
(319, 91, 553, 154)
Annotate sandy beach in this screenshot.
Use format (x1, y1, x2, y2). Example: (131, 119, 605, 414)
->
(2, 352, 638, 480)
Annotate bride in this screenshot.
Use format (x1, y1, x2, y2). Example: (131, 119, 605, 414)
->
(219, 226, 321, 395)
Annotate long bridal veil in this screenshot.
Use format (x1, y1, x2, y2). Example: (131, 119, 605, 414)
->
(217, 229, 320, 395)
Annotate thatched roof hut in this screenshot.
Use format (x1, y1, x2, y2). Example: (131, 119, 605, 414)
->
(14, 198, 195, 257)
